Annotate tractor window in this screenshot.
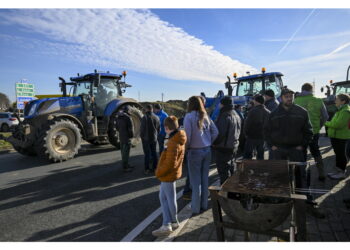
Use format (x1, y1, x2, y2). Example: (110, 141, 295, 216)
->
(74, 82, 91, 96)
(335, 83, 350, 95)
(265, 75, 281, 97)
(237, 79, 263, 96)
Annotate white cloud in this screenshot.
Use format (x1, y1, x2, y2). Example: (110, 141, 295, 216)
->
(0, 9, 256, 84)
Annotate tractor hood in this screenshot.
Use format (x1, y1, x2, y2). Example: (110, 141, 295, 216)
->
(24, 97, 83, 119)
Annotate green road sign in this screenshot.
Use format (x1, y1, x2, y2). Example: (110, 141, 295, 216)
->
(16, 82, 35, 97)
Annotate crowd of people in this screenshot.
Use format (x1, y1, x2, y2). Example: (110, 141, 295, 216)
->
(114, 83, 350, 237)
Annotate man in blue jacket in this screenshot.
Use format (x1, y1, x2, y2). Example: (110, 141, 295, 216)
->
(154, 103, 169, 154)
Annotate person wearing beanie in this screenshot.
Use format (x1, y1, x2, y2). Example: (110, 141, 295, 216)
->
(212, 96, 242, 184)
(243, 94, 270, 160)
(264, 89, 279, 112)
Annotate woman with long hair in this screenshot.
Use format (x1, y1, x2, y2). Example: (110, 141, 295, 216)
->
(184, 96, 218, 215)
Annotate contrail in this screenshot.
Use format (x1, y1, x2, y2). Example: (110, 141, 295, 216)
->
(278, 9, 316, 55)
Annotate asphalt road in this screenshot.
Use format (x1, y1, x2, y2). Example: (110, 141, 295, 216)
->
(0, 143, 204, 242)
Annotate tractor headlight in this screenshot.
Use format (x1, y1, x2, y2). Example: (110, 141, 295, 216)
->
(28, 103, 38, 116)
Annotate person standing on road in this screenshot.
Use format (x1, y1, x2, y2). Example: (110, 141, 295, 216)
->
(140, 104, 160, 174)
(116, 105, 134, 172)
(264, 89, 279, 112)
(243, 94, 270, 160)
(184, 96, 218, 216)
(294, 83, 329, 181)
(264, 88, 325, 218)
(152, 116, 187, 237)
(325, 94, 350, 180)
(154, 104, 169, 155)
(212, 96, 241, 184)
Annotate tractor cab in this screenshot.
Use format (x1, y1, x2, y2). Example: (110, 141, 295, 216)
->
(229, 68, 284, 103)
(60, 70, 131, 116)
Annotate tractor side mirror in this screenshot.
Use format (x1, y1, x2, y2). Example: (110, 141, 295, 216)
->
(321, 87, 324, 93)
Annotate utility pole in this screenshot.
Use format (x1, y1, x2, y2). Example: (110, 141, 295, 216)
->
(313, 78, 316, 94)
(161, 93, 164, 103)
(138, 91, 140, 102)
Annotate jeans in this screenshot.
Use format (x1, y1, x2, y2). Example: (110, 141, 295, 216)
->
(243, 138, 265, 160)
(187, 146, 211, 214)
(330, 138, 348, 171)
(120, 141, 131, 168)
(271, 147, 310, 199)
(215, 149, 236, 185)
(159, 181, 178, 226)
(142, 140, 158, 171)
(158, 134, 166, 155)
(183, 152, 191, 194)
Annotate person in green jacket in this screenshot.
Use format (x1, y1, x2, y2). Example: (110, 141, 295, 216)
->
(295, 83, 329, 181)
(325, 93, 350, 180)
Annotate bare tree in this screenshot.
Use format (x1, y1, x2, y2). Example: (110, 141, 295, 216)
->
(0, 93, 10, 111)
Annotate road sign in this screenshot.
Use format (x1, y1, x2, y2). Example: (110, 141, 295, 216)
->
(16, 82, 36, 110)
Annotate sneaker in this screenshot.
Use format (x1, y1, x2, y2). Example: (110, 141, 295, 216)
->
(171, 222, 180, 230)
(328, 172, 346, 180)
(152, 225, 173, 237)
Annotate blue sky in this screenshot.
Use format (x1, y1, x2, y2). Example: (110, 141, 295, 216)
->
(1, 8, 350, 103)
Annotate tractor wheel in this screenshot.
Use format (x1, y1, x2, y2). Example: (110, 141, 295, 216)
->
(35, 119, 82, 162)
(108, 106, 143, 149)
(1, 123, 10, 132)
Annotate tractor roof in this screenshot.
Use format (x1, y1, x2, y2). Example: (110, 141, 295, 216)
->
(332, 80, 350, 86)
(237, 72, 283, 81)
(70, 72, 122, 82)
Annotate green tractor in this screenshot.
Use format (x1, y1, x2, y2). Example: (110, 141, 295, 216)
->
(321, 65, 350, 119)
(3, 70, 143, 162)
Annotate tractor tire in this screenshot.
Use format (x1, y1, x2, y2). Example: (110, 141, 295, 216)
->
(108, 106, 143, 149)
(1, 123, 10, 132)
(35, 119, 82, 162)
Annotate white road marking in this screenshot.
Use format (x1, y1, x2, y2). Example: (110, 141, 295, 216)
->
(120, 166, 218, 242)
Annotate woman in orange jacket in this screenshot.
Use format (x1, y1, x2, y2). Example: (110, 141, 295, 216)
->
(152, 116, 187, 237)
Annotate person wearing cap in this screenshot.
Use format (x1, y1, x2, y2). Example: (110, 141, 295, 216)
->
(294, 83, 329, 181)
(154, 103, 169, 155)
(212, 96, 241, 184)
(264, 89, 279, 112)
(115, 105, 134, 172)
(243, 94, 270, 160)
(264, 88, 324, 218)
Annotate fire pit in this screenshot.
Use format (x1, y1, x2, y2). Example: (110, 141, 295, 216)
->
(209, 160, 307, 241)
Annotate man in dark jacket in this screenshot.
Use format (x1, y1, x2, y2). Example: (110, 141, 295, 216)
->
(116, 105, 134, 172)
(212, 96, 241, 184)
(243, 94, 270, 160)
(141, 104, 160, 174)
(264, 89, 279, 112)
(264, 88, 324, 218)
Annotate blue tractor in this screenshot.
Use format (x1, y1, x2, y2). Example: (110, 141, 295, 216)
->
(5, 70, 143, 162)
(202, 68, 284, 120)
